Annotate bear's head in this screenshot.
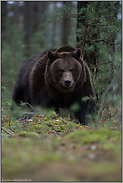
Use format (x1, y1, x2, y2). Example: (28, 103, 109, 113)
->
(45, 48, 85, 93)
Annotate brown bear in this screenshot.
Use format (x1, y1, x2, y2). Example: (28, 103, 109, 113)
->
(12, 45, 95, 125)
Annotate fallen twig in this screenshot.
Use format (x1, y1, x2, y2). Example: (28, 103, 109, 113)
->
(55, 114, 67, 124)
(1, 127, 14, 136)
(24, 102, 35, 111)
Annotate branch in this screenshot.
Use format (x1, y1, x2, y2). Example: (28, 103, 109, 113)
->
(86, 23, 109, 27)
(86, 39, 120, 45)
(1, 127, 14, 136)
(55, 114, 67, 124)
(77, 39, 121, 45)
(24, 102, 34, 111)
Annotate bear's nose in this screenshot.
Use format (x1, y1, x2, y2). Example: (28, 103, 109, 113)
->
(65, 79, 71, 87)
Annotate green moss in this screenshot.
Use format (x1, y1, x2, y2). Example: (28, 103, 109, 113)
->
(1, 107, 121, 182)
(17, 131, 40, 139)
(2, 127, 121, 181)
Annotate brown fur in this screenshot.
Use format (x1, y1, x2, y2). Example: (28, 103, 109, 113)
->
(12, 45, 95, 125)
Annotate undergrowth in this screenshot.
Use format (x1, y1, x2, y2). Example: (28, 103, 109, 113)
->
(1, 100, 122, 182)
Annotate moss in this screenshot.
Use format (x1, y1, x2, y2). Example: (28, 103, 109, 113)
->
(18, 131, 40, 139)
(1, 109, 121, 182)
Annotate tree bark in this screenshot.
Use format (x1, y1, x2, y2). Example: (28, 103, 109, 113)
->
(23, 1, 49, 57)
(77, 1, 88, 48)
(1, 1, 7, 34)
(61, 2, 72, 45)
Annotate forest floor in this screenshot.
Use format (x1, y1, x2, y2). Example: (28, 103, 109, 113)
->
(1, 102, 122, 182)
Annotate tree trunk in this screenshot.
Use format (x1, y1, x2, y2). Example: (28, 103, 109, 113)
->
(76, 1, 98, 72)
(1, 1, 7, 34)
(23, 1, 49, 57)
(77, 1, 88, 48)
(13, 2, 19, 25)
(61, 2, 72, 45)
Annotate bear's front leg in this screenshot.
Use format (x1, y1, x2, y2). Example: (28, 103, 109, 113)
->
(55, 107, 61, 116)
(75, 98, 95, 125)
(74, 102, 88, 125)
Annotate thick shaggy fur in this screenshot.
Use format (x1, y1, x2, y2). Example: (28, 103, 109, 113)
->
(12, 45, 95, 125)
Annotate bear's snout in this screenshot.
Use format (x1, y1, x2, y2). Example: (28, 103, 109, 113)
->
(65, 79, 71, 87)
(61, 71, 74, 89)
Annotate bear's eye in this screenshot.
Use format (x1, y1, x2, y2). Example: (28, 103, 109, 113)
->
(70, 69, 73, 72)
(59, 69, 64, 76)
(70, 69, 74, 73)
(58, 69, 64, 76)
(60, 69, 64, 73)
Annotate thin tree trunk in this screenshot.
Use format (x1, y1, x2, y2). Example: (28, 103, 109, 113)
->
(61, 2, 72, 45)
(1, 1, 7, 34)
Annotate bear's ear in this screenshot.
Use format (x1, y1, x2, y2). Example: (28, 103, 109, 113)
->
(48, 50, 57, 61)
(73, 48, 82, 60)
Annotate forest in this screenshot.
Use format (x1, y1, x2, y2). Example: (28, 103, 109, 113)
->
(1, 1, 122, 182)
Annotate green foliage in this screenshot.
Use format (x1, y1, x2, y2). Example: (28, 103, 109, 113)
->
(70, 102, 81, 112)
(92, 47, 121, 102)
(77, 1, 121, 123)
(2, 19, 26, 103)
(77, 2, 121, 46)
(47, 2, 76, 22)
